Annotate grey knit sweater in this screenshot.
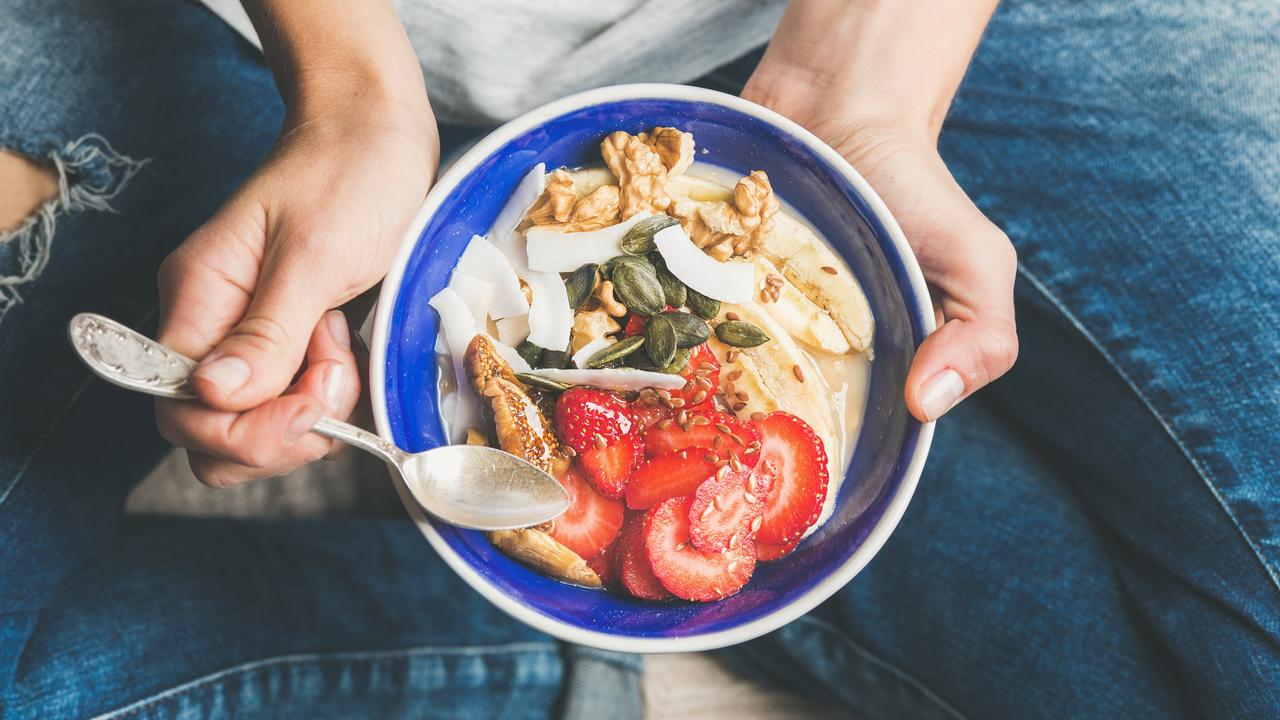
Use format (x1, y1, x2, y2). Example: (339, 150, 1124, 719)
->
(198, 0, 786, 124)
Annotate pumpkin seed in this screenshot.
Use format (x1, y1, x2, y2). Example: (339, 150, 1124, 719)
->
(658, 347, 691, 374)
(516, 372, 571, 392)
(516, 340, 544, 367)
(714, 320, 770, 348)
(620, 215, 679, 255)
(686, 287, 720, 319)
(660, 310, 710, 348)
(611, 262, 666, 316)
(538, 344, 573, 369)
(600, 254, 652, 280)
(649, 253, 687, 307)
(585, 335, 645, 368)
(644, 314, 677, 367)
(564, 263, 598, 310)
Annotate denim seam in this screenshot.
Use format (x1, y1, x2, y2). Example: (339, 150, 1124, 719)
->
(0, 308, 158, 509)
(92, 641, 561, 720)
(794, 615, 971, 720)
(1017, 266, 1280, 597)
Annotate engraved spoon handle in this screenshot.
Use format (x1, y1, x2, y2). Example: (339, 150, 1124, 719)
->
(68, 313, 405, 465)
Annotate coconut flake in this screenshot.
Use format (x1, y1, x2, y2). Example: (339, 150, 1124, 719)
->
(492, 162, 546, 248)
(653, 224, 753, 303)
(526, 213, 655, 273)
(456, 234, 528, 318)
(528, 368, 687, 391)
(495, 315, 530, 347)
(524, 271, 572, 351)
(447, 271, 494, 327)
(428, 287, 483, 443)
(571, 338, 613, 368)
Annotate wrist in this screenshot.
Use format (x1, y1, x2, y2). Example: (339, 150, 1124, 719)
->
(743, 0, 997, 143)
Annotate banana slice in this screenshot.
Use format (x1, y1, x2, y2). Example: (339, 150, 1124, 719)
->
(752, 256, 850, 355)
(759, 212, 874, 354)
(711, 302, 841, 488)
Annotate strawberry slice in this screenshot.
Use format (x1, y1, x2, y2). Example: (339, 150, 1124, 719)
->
(628, 400, 673, 432)
(643, 496, 756, 601)
(619, 512, 672, 600)
(623, 313, 648, 337)
(675, 343, 719, 412)
(644, 411, 761, 468)
(586, 538, 621, 586)
(577, 435, 642, 499)
(548, 466, 625, 560)
(750, 412, 829, 545)
(688, 466, 774, 553)
(554, 387, 635, 456)
(625, 448, 719, 510)
(757, 538, 801, 562)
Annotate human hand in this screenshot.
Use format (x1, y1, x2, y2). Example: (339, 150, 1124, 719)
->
(155, 93, 438, 487)
(744, 54, 1017, 423)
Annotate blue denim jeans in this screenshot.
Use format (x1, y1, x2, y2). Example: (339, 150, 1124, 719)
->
(2, 0, 1277, 718)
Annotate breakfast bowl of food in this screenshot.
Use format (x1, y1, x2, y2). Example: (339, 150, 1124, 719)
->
(369, 83, 935, 652)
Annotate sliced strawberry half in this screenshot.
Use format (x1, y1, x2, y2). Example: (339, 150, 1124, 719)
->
(643, 496, 756, 602)
(586, 537, 621, 587)
(554, 387, 635, 456)
(688, 466, 774, 553)
(675, 343, 719, 412)
(548, 466, 625, 560)
(577, 435, 642, 499)
(750, 412, 829, 545)
(625, 448, 719, 510)
(644, 411, 760, 468)
(619, 512, 672, 600)
(628, 400, 673, 432)
(757, 537, 801, 562)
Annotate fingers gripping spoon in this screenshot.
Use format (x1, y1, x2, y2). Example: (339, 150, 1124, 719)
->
(68, 313, 568, 530)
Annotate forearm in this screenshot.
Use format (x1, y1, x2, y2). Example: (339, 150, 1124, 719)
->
(239, 0, 430, 122)
(747, 0, 998, 139)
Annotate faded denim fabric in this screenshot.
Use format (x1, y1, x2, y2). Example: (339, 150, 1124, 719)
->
(1, 0, 1277, 719)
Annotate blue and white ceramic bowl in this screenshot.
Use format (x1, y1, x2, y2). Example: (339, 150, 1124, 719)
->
(371, 84, 935, 653)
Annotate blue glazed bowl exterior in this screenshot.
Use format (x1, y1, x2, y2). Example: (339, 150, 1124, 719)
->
(371, 85, 934, 652)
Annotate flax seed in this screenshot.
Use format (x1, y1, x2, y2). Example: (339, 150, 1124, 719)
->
(704, 452, 719, 464)
(698, 361, 716, 372)
(563, 445, 577, 457)
(730, 455, 744, 473)
(725, 311, 740, 321)
(792, 364, 805, 382)
(690, 390, 708, 405)
(732, 401, 747, 412)
(750, 411, 766, 421)
(821, 265, 838, 275)
(657, 389, 672, 403)
(735, 390, 748, 402)
(727, 350, 740, 363)
(669, 397, 686, 408)
(692, 415, 710, 426)
(766, 273, 783, 287)
(713, 435, 724, 449)
(695, 375, 713, 390)
(677, 409, 689, 425)
(727, 369, 742, 381)
(715, 422, 733, 434)
(656, 419, 673, 430)
(742, 443, 757, 454)
(715, 459, 729, 468)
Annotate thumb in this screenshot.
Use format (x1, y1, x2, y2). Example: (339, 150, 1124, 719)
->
(906, 310, 1019, 422)
(190, 249, 332, 412)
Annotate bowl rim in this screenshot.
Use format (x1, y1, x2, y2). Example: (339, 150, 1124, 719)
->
(371, 82, 936, 653)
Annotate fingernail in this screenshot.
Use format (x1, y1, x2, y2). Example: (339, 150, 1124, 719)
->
(327, 310, 351, 350)
(193, 355, 251, 395)
(285, 404, 323, 444)
(324, 363, 346, 412)
(920, 368, 965, 421)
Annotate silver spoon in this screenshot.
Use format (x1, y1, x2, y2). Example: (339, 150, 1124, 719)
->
(67, 312, 568, 531)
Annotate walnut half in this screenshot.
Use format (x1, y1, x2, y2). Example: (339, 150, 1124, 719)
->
(526, 169, 621, 232)
(668, 170, 780, 260)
